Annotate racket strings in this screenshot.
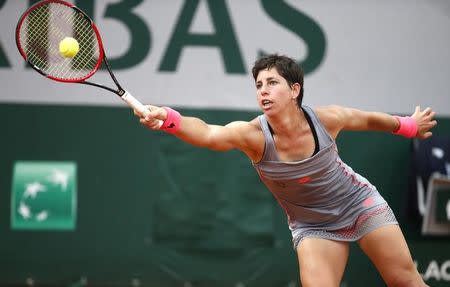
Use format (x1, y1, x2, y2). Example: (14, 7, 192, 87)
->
(53, 8, 98, 79)
(25, 7, 51, 69)
(18, 2, 101, 81)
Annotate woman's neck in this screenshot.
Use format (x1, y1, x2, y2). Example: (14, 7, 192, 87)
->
(266, 106, 307, 136)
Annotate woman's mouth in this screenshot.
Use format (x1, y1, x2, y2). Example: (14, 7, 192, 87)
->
(262, 99, 273, 109)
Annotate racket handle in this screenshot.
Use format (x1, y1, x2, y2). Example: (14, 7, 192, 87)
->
(121, 91, 163, 128)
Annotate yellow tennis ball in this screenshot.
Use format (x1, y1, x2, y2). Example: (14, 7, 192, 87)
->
(59, 37, 79, 58)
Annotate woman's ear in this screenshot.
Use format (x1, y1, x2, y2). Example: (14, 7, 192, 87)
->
(291, 83, 301, 99)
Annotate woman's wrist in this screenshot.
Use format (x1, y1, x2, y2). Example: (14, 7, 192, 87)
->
(160, 107, 181, 134)
(392, 116, 417, 138)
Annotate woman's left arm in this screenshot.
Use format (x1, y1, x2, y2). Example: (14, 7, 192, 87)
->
(315, 105, 437, 140)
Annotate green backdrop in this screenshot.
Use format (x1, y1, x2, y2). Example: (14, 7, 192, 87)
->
(1, 103, 449, 286)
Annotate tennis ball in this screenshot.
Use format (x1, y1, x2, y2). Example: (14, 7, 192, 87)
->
(59, 37, 79, 58)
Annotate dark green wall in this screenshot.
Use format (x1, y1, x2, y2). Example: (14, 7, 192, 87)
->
(1, 104, 449, 287)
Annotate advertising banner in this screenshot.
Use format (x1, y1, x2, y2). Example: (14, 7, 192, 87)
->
(0, 0, 449, 115)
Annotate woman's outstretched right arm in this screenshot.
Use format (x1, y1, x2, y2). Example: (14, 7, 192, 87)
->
(134, 105, 259, 154)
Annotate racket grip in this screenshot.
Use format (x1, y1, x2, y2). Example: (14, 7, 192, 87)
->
(121, 91, 163, 128)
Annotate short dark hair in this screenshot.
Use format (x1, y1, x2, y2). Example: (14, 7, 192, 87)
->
(252, 54, 304, 107)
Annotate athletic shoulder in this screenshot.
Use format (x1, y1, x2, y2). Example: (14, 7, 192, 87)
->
(314, 105, 345, 123)
(314, 105, 347, 139)
(225, 117, 264, 161)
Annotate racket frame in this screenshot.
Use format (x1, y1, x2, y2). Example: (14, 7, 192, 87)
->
(15, 0, 160, 122)
(16, 0, 105, 85)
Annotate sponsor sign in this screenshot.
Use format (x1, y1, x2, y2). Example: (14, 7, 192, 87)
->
(10, 161, 77, 230)
(0, 0, 449, 115)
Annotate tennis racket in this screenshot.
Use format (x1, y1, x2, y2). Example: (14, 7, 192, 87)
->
(15, 0, 161, 124)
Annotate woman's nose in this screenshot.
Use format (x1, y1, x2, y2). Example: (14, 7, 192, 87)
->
(260, 84, 269, 95)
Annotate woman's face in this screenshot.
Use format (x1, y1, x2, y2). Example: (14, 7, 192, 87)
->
(255, 67, 297, 115)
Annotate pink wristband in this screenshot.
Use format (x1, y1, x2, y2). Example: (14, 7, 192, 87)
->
(160, 107, 181, 134)
(392, 116, 417, 138)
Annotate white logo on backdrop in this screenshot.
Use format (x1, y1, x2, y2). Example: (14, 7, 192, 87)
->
(17, 169, 70, 222)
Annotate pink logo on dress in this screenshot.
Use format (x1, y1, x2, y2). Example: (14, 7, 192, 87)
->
(297, 176, 311, 184)
(362, 196, 375, 208)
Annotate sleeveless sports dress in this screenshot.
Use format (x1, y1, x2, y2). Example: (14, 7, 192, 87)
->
(252, 106, 398, 249)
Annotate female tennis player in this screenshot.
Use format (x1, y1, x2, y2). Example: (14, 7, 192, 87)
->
(135, 54, 435, 287)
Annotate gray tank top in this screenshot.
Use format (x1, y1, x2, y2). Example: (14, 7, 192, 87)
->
(252, 106, 386, 231)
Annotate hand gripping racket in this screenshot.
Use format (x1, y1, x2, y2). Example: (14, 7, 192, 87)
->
(16, 0, 161, 124)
